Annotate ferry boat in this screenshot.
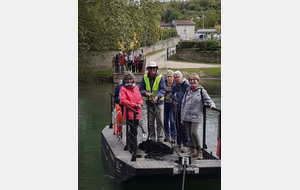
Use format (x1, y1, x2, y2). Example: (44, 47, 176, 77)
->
(101, 93, 221, 183)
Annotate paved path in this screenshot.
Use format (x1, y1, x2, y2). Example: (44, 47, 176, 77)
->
(145, 48, 221, 69)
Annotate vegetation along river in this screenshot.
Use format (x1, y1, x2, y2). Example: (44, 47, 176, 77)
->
(78, 79, 221, 190)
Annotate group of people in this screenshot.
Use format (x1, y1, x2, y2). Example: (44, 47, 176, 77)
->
(114, 61, 216, 159)
(113, 51, 144, 73)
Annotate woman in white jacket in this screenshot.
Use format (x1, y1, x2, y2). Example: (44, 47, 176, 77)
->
(181, 73, 216, 159)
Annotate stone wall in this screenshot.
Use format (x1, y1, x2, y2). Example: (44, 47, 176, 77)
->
(82, 37, 180, 71)
(176, 48, 221, 63)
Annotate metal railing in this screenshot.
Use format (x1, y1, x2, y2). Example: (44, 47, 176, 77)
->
(109, 93, 139, 161)
(202, 105, 221, 159)
(109, 93, 114, 129)
(123, 105, 139, 161)
(110, 93, 221, 160)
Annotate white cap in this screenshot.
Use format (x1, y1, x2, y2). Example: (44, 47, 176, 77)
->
(147, 61, 158, 68)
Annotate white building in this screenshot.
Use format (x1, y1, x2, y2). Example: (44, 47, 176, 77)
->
(172, 20, 195, 40)
(160, 20, 195, 40)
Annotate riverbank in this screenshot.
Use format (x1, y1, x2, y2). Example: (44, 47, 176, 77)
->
(79, 67, 221, 84)
(79, 49, 221, 83)
(158, 67, 221, 79)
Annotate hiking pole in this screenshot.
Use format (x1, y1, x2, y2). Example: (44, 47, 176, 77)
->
(138, 123, 147, 141)
(146, 94, 155, 141)
(172, 92, 180, 146)
(150, 95, 180, 157)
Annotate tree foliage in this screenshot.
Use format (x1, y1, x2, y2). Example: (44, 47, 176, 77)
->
(161, 0, 221, 30)
(78, 0, 178, 56)
(168, 11, 180, 22)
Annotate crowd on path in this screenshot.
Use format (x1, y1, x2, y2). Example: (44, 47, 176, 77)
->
(114, 60, 216, 160)
(113, 51, 144, 73)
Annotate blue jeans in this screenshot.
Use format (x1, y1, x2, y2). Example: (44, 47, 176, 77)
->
(164, 102, 176, 138)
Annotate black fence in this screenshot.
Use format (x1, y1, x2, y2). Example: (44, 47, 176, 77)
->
(203, 105, 221, 159)
(110, 93, 221, 160)
(109, 93, 140, 161)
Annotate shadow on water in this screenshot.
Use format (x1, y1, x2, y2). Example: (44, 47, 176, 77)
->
(79, 80, 221, 190)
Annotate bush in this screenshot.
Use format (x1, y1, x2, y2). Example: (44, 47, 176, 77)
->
(177, 40, 221, 52)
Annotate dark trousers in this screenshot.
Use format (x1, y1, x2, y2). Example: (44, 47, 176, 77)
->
(174, 111, 189, 147)
(115, 64, 119, 73)
(132, 65, 137, 72)
(137, 63, 143, 73)
(127, 61, 133, 71)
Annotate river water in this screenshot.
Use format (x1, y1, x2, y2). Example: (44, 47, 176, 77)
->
(78, 80, 221, 190)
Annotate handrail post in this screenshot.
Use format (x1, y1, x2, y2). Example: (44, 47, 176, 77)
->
(131, 111, 137, 161)
(124, 108, 129, 151)
(109, 93, 113, 129)
(202, 106, 207, 149)
(218, 112, 221, 159)
(147, 104, 150, 140)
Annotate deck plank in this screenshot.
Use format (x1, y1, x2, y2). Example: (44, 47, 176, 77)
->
(103, 125, 221, 171)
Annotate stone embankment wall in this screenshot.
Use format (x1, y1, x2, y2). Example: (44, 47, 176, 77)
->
(176, 48, 221, 63)
(84, 37, 180, 71)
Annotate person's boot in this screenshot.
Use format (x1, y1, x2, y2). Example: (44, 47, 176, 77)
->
(189, 149, 197, 157)
(136, 149, 142, 158)
(197, 150, 204, 160)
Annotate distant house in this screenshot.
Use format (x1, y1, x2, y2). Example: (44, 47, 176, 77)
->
(160, 20, 195, 40)
(161, 23, 174, 30)
(214, 25, 221, 30)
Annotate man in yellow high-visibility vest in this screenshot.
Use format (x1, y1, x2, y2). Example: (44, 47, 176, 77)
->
(139, 61, 166, 142)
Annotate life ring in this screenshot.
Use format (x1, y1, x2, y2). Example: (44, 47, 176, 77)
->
(113, 103, 122, 139)
(216, 138, 221, 157)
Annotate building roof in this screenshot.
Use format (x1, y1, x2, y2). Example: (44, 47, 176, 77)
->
(173, 20, 195, 26)
(161, 23, 174, 27)
(214, 25, 221, 29)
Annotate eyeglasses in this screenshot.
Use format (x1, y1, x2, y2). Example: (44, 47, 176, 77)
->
(148, 67, 157, 70)
(189, 79, 198, 82)
(125, 78, 133, 81)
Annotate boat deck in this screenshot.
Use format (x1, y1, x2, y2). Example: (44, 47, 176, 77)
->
(101, 125, 221, 182)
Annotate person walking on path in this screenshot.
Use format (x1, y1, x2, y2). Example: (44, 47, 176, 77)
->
(139, 61, 165, 142)
(137, 53, 144, 73)
(132, 55, 138, 73)
(114, 52, 122, 73)
(170, 71, 190, 153)
(120, 52, 126, 73)
(163, 70, 176, 143)
(126, 51, 134, 71)
(120, 71, 144, 158)
(181, 73, 216, 159)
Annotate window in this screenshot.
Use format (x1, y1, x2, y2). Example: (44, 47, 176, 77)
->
(183, 28, 187, 34)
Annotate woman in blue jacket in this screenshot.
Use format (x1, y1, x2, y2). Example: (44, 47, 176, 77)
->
(170, 71, 190, 153)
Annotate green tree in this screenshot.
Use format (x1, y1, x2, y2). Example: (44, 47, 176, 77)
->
(168, 11, 180, 22)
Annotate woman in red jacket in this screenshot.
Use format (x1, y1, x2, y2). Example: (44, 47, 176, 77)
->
(120, 53, 126, 73)
(132, 55, 138, 73)
(120, 71, 143, 157)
